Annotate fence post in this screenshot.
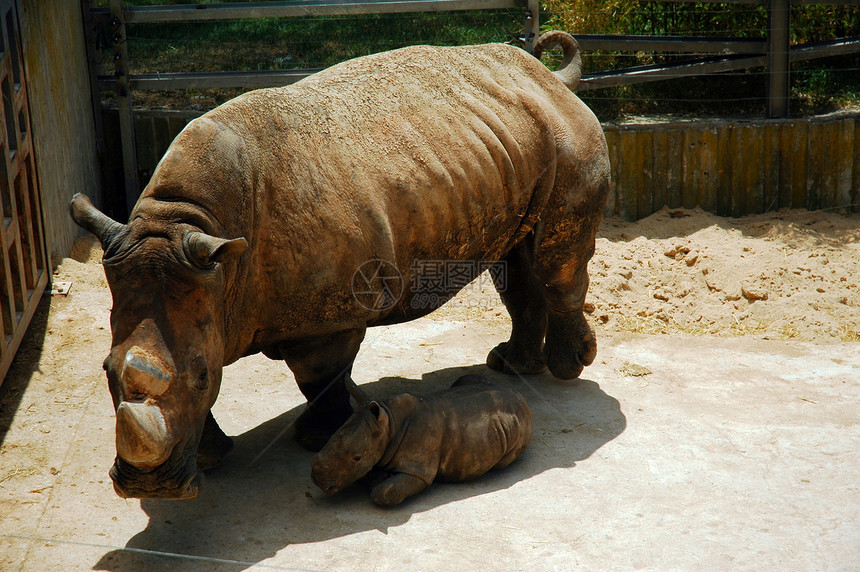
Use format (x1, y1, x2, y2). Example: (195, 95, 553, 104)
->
(109, 0, 139, 217)
(767, 0, 790, 119)
(524, 0, 540, 53)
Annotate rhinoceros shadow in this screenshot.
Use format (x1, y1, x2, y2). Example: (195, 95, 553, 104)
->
(93, 365, 625, 571)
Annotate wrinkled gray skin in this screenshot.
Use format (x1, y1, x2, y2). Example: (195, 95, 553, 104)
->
(312, 375, 533, 506)
(69, 32, 608, 499)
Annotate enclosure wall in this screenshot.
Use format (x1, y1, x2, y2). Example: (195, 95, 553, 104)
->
(108, 108, 859, 222)
(603, 112, 859, 220)
(19, 0, 102, 264)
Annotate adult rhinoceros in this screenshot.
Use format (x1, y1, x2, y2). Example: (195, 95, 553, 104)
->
(70, 31, 609, 499)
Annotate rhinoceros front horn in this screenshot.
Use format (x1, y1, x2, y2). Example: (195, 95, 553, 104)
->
(69, 193, 127, 250)
(116, 401, 174, 468)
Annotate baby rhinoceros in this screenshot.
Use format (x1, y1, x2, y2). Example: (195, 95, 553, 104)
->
(312, 375, 533, 507)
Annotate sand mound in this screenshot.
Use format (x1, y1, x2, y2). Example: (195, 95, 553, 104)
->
(588, 207, 860, 341)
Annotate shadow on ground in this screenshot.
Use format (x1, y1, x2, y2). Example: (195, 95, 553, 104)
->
(94, 365, 625, 571)
(0, 297, 50, 446)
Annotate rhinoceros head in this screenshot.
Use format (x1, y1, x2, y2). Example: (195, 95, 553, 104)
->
(70, 193, 247, 499)
(311, 401, 390, 496)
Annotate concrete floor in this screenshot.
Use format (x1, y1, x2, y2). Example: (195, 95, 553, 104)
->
(2, 313, 858, 571)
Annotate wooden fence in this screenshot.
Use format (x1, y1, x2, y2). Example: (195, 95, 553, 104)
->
(0, 0, 49, 384)
(102, 108, 860, 224)
(603, 111, 859, 220)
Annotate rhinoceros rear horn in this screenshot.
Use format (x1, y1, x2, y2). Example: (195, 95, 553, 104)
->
(184, 232, 248, 269)
(69, 193, 127, 250)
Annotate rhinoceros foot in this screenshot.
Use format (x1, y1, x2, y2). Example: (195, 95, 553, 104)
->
(543, 314, 597, 380)
(196, 412, 234, 471)
(486, 342, 547, 376)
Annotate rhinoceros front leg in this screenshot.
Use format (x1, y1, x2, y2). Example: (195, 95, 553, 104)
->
(371, 473, 431, 507)
(487, 244, 548, 375)
(279, 328, 367, 451)
(196, 411, 234, 471)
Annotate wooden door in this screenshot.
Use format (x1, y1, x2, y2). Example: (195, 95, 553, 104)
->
(0, 0, 48, 384)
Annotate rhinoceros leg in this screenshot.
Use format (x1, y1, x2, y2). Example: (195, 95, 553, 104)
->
(371, 473, 431, 507)
(196, 411, 234, 471)
(540, 263, 597, 380)
(279, 328, 366, 451)
(486, 244, 548, 375)
(532, 181, 608, 380)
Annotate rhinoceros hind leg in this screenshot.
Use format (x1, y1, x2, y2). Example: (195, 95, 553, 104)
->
(280, 328, 366, 451)
(487, 245, 547, 376)
(531, 170, 608, 380)
(543, 303, 597, 380)
(196, 411, 234, 471)
(535, 214, 602, 380)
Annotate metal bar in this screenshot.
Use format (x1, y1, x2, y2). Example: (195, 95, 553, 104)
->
(578, 53, 768, 91)
(576, 35, 766, 54)
(109, 0, 139, 216)
(523, 0, 539, 53)
(788, 35, 860, 61)
(95, 36, 860, 93)
(578, 36, 860, 91)
(91, 0, 523, 23)
(98, 68, 322, 91)
(767, 0, 790, 119)
(81, 0, 106, 156)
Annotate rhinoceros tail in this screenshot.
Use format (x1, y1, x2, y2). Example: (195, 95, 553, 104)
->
(532, 31, 582, 92)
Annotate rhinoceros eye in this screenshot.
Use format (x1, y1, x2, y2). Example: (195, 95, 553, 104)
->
(191, 356, 209, 391)
(195, 371, 209, 391)
(353, 455, 362, 462)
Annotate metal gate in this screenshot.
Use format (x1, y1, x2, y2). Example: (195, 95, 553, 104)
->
(0, 0, 48, 384)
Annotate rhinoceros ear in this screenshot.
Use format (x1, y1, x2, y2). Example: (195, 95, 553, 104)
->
(184, 231, 248, 269)
(368, 401, 389, 431)
(69, 193, 127, 250)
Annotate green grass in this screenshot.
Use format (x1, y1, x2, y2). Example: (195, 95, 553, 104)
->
(123, 11, 524, 72)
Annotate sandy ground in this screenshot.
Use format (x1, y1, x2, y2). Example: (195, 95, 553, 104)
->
(1, 207, 858, 570)
(438, 206, 860, 342)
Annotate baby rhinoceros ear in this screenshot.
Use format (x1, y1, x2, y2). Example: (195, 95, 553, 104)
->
(368, 402, 389, 433)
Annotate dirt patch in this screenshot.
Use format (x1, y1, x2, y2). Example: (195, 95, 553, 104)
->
(588, 207, 860, 341)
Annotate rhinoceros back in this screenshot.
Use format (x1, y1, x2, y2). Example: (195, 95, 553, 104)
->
(186, 42, 600, 349)
(433, 383, 533, 483)
(208, 43, 576, 263)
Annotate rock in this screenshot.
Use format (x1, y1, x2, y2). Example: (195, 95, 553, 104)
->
(742, 284, 769, 302)
(617, 362, 652, 377)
